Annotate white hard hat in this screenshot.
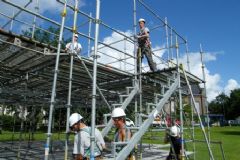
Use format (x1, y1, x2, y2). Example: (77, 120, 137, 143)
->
(69, 113, 83, 127)
(169, 126, 180, 137)
(111, 107, 126, 118)
(74, 34, 78, 38)
(138, 18, 146, 23)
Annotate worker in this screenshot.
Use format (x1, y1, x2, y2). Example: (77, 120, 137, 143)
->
(65, 33, 82, 56)
(69, 113, 105, 160)
(164, 125, 182, 160)
(136, 18, 157, 73)
(111, 107, 135, 160)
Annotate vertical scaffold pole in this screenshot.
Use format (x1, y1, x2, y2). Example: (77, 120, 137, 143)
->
(185, 40, 195, 159)
(200, 44, 210, 145)
(165, 17, 170, 64)
(90, 0, 100, 159)
(170, 27, 174, 60)
(175, 36, 185, 160)
(187, 72, 196, 160)
(10, 10, 14, 32)
(64, 0, 78, 159)
(32, 0, 39, 39)
(139, 47, 143, 160)
(44, 2, 67, 160)
(188, 73, 196, 160)
(133, 0, 137, 82)
(88, 12, 92, 57)
(17, 73, 28, 160)
(133, 1, 139, 159)
(124, 37, 127, 71)
(185, 41, 190, 72)
(133, 0, 138, 126)
(191, 94, 196, 160)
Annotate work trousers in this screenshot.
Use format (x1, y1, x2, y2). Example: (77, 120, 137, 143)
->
(137, 45, 156, 73)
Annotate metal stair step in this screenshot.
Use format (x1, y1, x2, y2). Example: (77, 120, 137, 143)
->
(119, 94, 129, 103)
(112, 103, 122, 108)
(119, 94, 129, 97)
(146, 102, 156, 106)
(126, 87, 134, 94)
(154, 93, 164, 97)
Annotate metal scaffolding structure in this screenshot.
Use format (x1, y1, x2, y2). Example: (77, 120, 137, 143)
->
(0, 0, 220, 160)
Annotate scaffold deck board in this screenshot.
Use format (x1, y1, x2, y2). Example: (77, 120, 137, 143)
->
(0, 29, 202, 109)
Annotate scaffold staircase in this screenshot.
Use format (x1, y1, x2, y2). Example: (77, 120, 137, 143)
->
(107, 74, 179, 160)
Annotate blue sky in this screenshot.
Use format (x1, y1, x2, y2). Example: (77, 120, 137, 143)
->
(0, 0, 239, 101)
(156, 0, 240, 85)
(85, 0, 240, 100)
(75, 0, 240, 100)
(96, 0, 240, 86)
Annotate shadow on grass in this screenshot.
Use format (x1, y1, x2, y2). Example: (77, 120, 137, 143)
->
(220, 131, 240, 136)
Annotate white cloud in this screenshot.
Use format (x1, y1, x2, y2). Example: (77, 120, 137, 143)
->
(37, 0, 86, 14)
(151, 45, 167, 70)
(96, 33, 237, 102)
(224, 79, 240, 96)
(96, 30, 135, 72)
(95, 30, 168, 73)
(0, 0, 85, 32)
(0, 0, 85, 15)
(140, 45, 167, 72)
(179, 52, 223, 101)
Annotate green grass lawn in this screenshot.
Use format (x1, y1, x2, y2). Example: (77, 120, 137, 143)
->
(142, 126, 240, 160)
(0, 130, 75, 141)
(0, 126, 239, 160)
(194, 126, 240, 160)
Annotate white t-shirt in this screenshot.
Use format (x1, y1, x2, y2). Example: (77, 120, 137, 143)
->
(66, 42, 82, 54)
(138, 27, 150, 46)
(73, 126, 105, 157)
(139, 27, 150, 35)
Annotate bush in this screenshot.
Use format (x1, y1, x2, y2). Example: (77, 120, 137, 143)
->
(0, 115, 22, 131)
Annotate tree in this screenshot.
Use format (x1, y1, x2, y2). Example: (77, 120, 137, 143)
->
(209, 93, 229, 116)
(209, 89, 240, 120)
(228, 89, 240, 119)
(22, 26, 70, 48)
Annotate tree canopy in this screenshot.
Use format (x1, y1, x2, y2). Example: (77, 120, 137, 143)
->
(209, 89, 240, 120)
(22, 26, 70, 48)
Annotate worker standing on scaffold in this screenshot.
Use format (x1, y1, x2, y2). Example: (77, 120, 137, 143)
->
(69, 113, 106, 160)
(136, 18, 157, 73)
(111, 108, 135, 160)
(65, 33, 82, 56)
(164, 125, 182, 160)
